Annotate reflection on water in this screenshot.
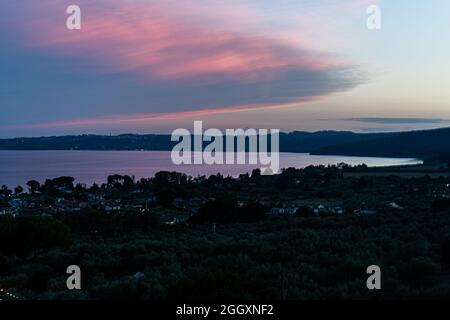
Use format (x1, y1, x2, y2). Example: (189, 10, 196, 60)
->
(0, 150, 422, 187)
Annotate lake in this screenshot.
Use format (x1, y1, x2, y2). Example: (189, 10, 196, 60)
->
(0, 150, 422, 187)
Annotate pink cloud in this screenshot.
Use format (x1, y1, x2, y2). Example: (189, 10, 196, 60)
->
(15, 0, 346, 84)
(1, 0, 365, 132)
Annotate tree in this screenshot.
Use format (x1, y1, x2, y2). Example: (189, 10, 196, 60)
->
(441, 234, 450, 268)
(107, 174, 135, 190)
(0, 185, 12, 197)
(431, 198, 450, 212)
(75, 183, 86, 193)
(295, 206, 314, 217)
(398, 257, 438, 288)
(27, 180, 41, 193)
(237, 203, 268, 222)
(190, 195, 239, 224)
(90, 183, 100, 192)
(251, 168, 261, 179)
(156, 188, 176, 206)
(0, 216, 71, 256)
(14, 186, 23, 195)
(52, 176, 75, 190)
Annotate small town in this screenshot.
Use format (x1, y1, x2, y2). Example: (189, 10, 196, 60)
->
(1, 164, 450, 224)
(1, 164, 450, 300)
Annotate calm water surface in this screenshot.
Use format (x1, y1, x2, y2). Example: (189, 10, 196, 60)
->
(0, 150, 422, 187)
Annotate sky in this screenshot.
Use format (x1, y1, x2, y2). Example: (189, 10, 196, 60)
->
(0, 0, 449, 137)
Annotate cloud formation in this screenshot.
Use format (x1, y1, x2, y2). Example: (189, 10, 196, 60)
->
(346, 118, 450, 124)
(0, 0, 365, 129)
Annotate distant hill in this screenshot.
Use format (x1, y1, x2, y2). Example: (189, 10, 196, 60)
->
(0, 134, 175, 151)
(278, 131, 393, 153)
(2, 127, 449, 161)
(0, 131, 393, 153)
(312, 127, 450, 160)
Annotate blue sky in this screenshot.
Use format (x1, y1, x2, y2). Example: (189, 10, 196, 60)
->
(1, 0, 449, 137)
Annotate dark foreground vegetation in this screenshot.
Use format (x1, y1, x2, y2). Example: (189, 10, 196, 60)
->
(1, 164, 450, 300)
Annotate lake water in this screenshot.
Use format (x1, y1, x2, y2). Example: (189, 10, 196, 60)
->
(0, 150, 422, 187)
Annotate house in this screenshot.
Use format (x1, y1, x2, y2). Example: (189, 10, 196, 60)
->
(237, 201, 246, 207)
(354, 209, 377, 216)
(105, 205, 121, 212)
(165, 217, 182, 226)
(174, 198, 188, 208)
(88, 194, 104, 201)
(314, 205, 325, 215)
(269, 207, 297, 216)
(8, 199, 27, 208)
(0, 209, 9, 216)
(389, 202, 404, 210)
(127, 204, 144, 210)
(332, 206, 344, 215)
(285, 207, 298, 215)
(270, 208, 285, 215)
(57, 187, 73, 194)
(0, 207, 18, 217)
(147, 193, 157, 202)
(313, 205, 343, 216)
(133, 272, 145, 280)
(65, 207, 82, 213)
(431, 188, 450, 198)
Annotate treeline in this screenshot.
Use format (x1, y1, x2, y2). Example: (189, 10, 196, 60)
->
(0, 216, 70, 256)
(0, 131, 393, 153)
(313, 126, 450, 160)
(4, 126, 450, 160)
(1, 210, 450, 299)
(190, 196, 269, 224)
